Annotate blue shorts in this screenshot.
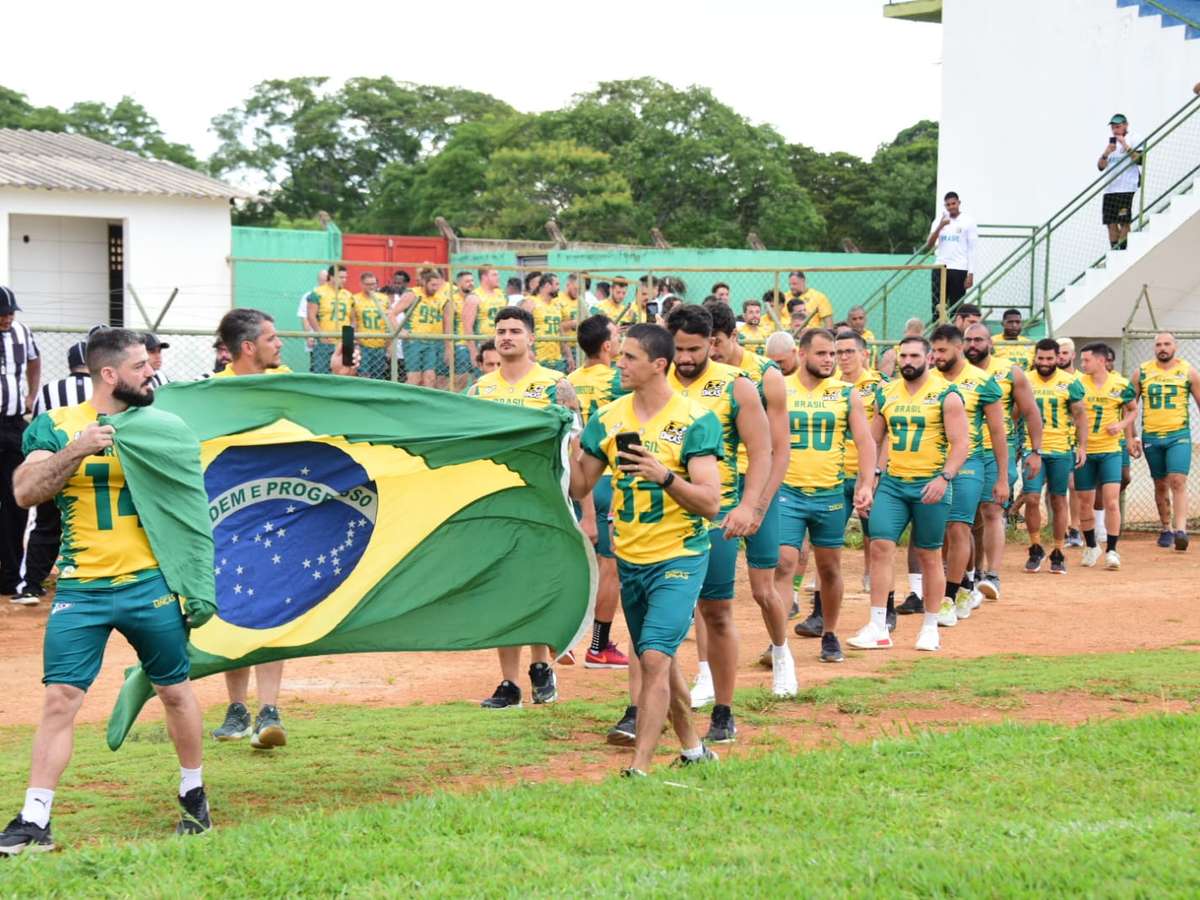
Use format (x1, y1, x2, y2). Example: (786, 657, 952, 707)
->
(618, 554, 708, 656)
(1144, 428, 1192, 480)
(948, 456, 985, 524)
(310, 343, 334, 374)
(738, 475, 780, 569)
(1023, 452, 1073, 497)
(1074, 451, 1123, 491)
(868, 474, 952, 550)
(700, 525, 739, 600)
(573, 477, 614, 559)
(361, 346, 391, 380)
(406, 339, 442, 373)
(452, 345, 474, 377)
(844, 478, 869, 538)
(779, 485, 848, 550)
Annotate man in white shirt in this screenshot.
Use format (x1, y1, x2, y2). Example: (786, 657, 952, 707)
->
(924, 191, 978, 322)
(1097, 113, 1141, 251)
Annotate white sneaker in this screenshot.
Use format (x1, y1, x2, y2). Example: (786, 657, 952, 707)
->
(969, 588, 984, 610)
(915, 625, 940, 652)
(1081, 546, 1101, 568)
(771, 650, 798, 698)
(977, 576, 999, 600)
(1105, 550, 1121, 570)
(954, 588, 972, 620)
(690, 672, 715, 709)
(937, 598, 958, 627)
(847, 620, 893, 650)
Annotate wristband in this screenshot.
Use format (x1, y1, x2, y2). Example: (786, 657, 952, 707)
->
(660, 471, 676, 489)
(940, 471, 954, 482)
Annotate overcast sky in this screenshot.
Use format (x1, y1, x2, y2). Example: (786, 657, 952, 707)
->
(3, 0, 942, 160)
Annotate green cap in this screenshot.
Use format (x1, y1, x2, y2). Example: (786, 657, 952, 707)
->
(1109, 113, 1128, 125)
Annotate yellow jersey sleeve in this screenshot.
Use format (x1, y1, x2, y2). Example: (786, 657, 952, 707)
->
(843, 370, 886, 477)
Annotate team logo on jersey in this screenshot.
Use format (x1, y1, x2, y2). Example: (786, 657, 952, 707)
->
(524, 385, 546, 400)
(479, 384, 497, 395)
(664, 569, 692, 580)
(205, 441, 378, 630)
(659, 422, 686, 445)
(701, 380, 726, 399)
(822, 390, 842, 401)
(50, 602, 73, 615)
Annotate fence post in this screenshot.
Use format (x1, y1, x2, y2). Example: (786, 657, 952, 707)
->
(937, 266, 948, 324)
(772, 270, 781, 326)
(882, 284, 889, 341)
(1042, 227, 1052, 321)
(1138, 148, 1147, 232)
(1027, 226, 1036, 314)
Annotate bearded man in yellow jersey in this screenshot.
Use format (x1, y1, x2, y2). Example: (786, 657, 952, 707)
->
(1131, 332, 1200, 551)
(469, 307, 581, 708)
(737, 300, 770, 348)
(596, 277, 640, 329)
(571, 323, 724, 776)
(848, 335, 968, 653)
(558, 274, 584, 357)
(962, 323, 1043, 590)
(306, 264, 354, 374)
(784, 271, 834, 330)
(1019, 339, 1087, 574)
(393, 267, 451, 389)
(352, 271, 393, 381)
(707, 302, 792, 673)
(1075, 342, 1138, 570)
(441, 271, 477, 393)
(775, 328, 876, 664)
(663, 305, 775, 744)
(472, 265, 510, 341)
(3, 328, 213, 852)
(523, 275, 572, 374)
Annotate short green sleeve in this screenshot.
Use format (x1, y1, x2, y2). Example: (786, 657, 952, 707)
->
(938, 383, 962, 404)
(873, 383, 887, 408)
(609, 367, 629, 400)
(305, 291, 319, 305)
(1067, 380, 1085, 403)
(1120, 382, 1136, 404)
(682, 410, 724, 463)
(546, 381, 559, 407)
(22, 413, 66, 457)
(581, 414, 608, 464)
(980, 374, 1003, 405)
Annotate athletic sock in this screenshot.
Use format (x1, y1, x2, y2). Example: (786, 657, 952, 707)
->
(21, 788, 54, 828)
(870, 607, 887, 628)
(696, 660, 712, 681)
(922, 612, 940, 629)
(590, 620, 612, 654)
(1083, 529, 1097, 548)
(681, 745, 705, 761)
(945, 580, 960, 602)
(908, 573, 923, 597)
(811, 591, 823, 617)
(1094, 517, 1108, 541)
(793, 574, 804, 592)
(180, 766, 203, 798)
(1106, 534, 1119, 552)
(886, 590, 895, 614)
(771, 643, 789, 661)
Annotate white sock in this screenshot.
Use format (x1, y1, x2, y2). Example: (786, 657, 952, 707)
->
(771, 642, 789, 661)
(180, 766, 203, 797)
(922, 612, 940, 629)
(965, 568, 976, 583)
(22, 788, 54, 828)
(792, 590, 798, 606)
(908, 573, 923, 596)
(870, 607, 887, 628)
(681, 745, 705, 760)
(863, 574, 871, 590)
(1094, 518, 1108, 541)
(696, 661, 712, 682)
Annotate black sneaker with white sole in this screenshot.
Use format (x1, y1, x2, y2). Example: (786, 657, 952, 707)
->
(211, 702, 252, 741)
(8, 589, 44, 607)
(897, 592, 924, 615)
(175, 787, 212, 835)
(1049, 548, 1067, 575)
(1025, 544, 1045, 573)
(250, 705, 287, 750)
(0, 815, 54, 855)
(704, 705, 737, 744)
(672, 745, 719, 767)
(819, 633, 845, 663)
(606, 706, 637, 747)
(793, 613, 823, 638)
(885, 591, 897, 632)
(481, 680, 522, 709)
(529, 662, 558, 704)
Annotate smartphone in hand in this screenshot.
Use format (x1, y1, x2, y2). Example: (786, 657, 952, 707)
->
(615, 431, 641, 469)
(341, 325, 355, 367)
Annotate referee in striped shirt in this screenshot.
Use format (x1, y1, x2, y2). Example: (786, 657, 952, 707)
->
(14, 341, 91, 605)
(0, 287, 39, 598)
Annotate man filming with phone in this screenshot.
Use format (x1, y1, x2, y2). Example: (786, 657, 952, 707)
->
(924, 192, 977, 323)
(1097, 113, 1141, 251)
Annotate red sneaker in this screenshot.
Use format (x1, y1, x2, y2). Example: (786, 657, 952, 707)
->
(584, 642, 629, 669)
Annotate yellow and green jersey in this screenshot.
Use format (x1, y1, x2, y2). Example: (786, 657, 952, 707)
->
(1079, 372, 1136, 454)
(567, 363, 627, 425)
(353, 290, 391, 349)
(580, 392, 722, 565)
(211, 365, 293, 379)
(781, 289, 833, 329)
(22, 402, 158, 587)
(407, 286, 451, 336)
(668, 361, 744, 514)
(475, 288, 509, 331)
(469, 364, 562, 409)
(879, 376, 960, 479)
(596, 297, 640, 325)
(1138, 359, 1193, 436)
(941, 363, 1002, 456)
(729, 348, 778, 475)
(308, 284, 355, 342)
(1026, 368, 1085, 454)
(982, 356, 1018, 451)
(843, 368, 886, 477)
(531, 297, 567, 365)
(737, 323, 769, 347)
(782, 373, 852, 490)
(992, 336, 1035, 371)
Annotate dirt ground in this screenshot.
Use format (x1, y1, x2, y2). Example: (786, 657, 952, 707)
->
(1, 534, 1197, 731)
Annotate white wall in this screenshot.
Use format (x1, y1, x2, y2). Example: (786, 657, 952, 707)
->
(939, 0, 1200, 227)
(7, 213, 110, 328)
(0, 189, 233, 331)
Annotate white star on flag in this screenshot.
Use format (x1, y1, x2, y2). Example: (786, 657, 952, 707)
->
(272, 555, 281, 564)
(234, 584, 242, 594)
(300, 466, 310, 476)
(303, 559, 311, 569)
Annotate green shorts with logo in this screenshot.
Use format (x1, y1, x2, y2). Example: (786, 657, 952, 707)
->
(868, 473, 953, 550)
(618, 553, 708, 657)
(43, 570, 189, 692)
(948, 455, 985, 524)
(1022, 451, 1073, 497)
(778, 485, 848, 550)
(1144, 428, 1192, 480)
(1074, 451, 1123, 491)
(738, 475, 780, 569)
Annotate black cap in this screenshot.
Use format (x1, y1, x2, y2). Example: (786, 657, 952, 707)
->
(0, 286, 20, 314)
(142, 333, 170, 351)
(67, 341, 88, 370)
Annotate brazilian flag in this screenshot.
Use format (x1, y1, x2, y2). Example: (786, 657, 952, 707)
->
(105, 374, 595, 749)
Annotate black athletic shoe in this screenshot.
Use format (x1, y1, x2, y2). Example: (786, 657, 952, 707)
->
(672, 745, 719, 767)
(250, 705, 287, 750)
(8, 588, 43, 607)
(481, 680, 522, 709)
(0, 815, 53, 855)
(211, 702, 252, 741)
(175, 787, 212, 835)
(885, 593, 897, 632)
(607, 706, 637, 747)
(529, 662, 558, 704)
(1025, 544, 1045, 573)
(1049, 548, 1067, 575)
(794, 613, 823, 638)
(704, 705, 737, 744)
(1175, 531, 1190, 552)
(897, 592, 924, 615)
(819, 633, 844, 663)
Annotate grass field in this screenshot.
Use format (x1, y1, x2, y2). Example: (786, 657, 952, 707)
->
(1, 648, 1198, 894)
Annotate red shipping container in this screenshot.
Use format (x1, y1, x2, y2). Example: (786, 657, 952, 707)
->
(341, 234, 449, 293)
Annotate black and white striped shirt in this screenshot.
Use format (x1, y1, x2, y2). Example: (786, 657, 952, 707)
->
(149, 370, 170, 389)
(32, 373, 93, 417)
(0, 322, 39, 417)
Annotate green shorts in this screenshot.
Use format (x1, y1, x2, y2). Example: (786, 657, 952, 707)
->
(738, 475, 780, 569)
(1023, 452, 1073, 497)
(43, 571, 189, 692)
(310, 343, 333, 374)
(1144, 428, 1192, 480)
(1074, 451, 1123, 491)
(979, 454, 1000, 506)
(618, 554, 708, 656)
(453, 345, 475, 376)
(361, 346, 391, 380)
(844, 478, 869, 538)
(573, 477, 615, 560)
(700, 525, 738, 600)
(868, 474, 952, 550)
(948, 456, 985, 524)
(779, 485, 848, 550)
(406, 339, 441, 373)
(1121, 442, 1130, 470)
